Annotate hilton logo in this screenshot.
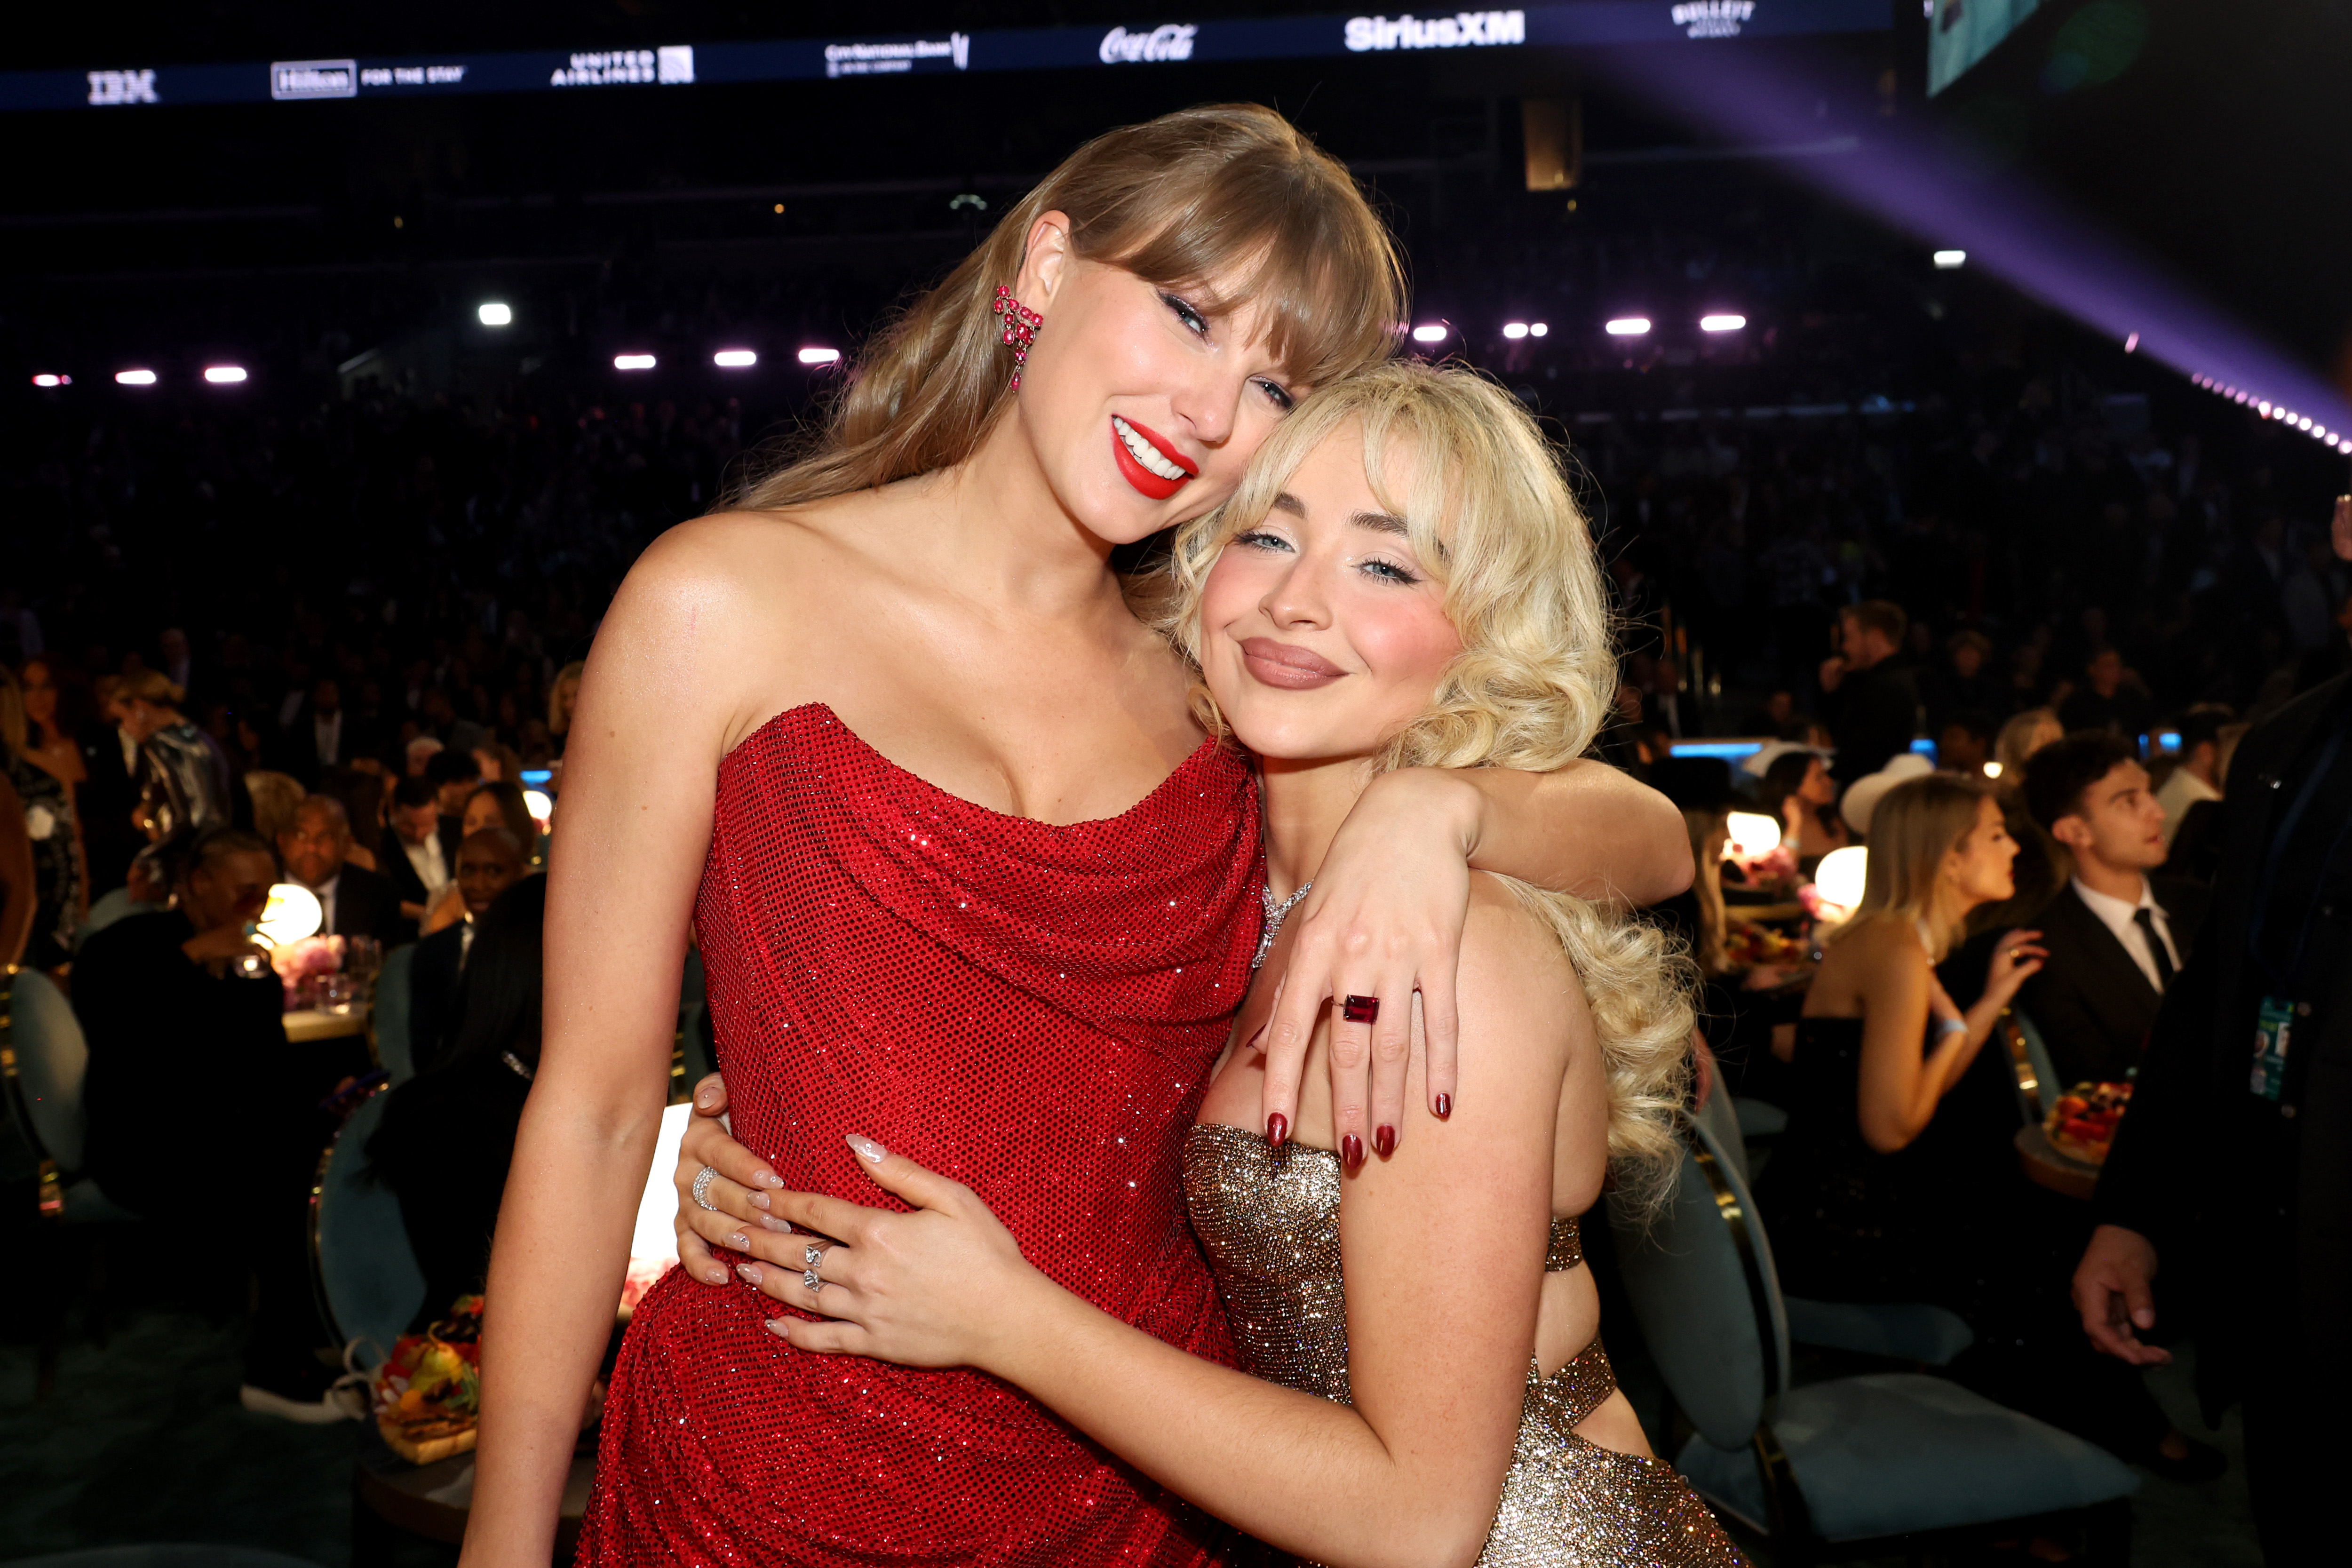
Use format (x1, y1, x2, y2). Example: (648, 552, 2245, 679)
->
(271, 60, 359, 100)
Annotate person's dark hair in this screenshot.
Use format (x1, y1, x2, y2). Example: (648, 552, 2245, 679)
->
(1759, 749, 1819, 814)
(392, 775, 439, 812)
(1945, 629, 1993, 660)
(1842, 599, 1908, 647)
(466, 780, 535, 844)
(426, 748, 483, 788)
(183, 825, 277, 878)
(1942, 709, 1999, 746)
(2020, 732, 2139, 833)
(2177, 706, 2232, 754)
(441, 874, 548, 1075)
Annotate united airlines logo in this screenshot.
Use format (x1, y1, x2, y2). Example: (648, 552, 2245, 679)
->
(1671, 1, 1756, 38)
(1344, 11, 1526, 51)
(823, 33, 972, 77)
(1100, 24, 1199, 63)
(270, 60, 358, 100)
(550, 46, 695, 87)
(86, 69, 158, 105)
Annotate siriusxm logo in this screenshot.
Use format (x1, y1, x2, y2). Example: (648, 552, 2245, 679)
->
(1344, 11, 1526, 51)
(1671, 1, 1755, 38)
(270, 60, 358, 100)
(1099, 24, 1198, 64)
(86, 69, 158, 105)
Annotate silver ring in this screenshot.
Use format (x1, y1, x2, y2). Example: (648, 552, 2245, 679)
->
(691, 1165, 721, 1211)
(802, 1242, 827, 1295)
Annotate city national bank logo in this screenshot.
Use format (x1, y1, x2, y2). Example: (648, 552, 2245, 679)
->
(551, 46, 696, 87)
(1344, 11, 1526, 51)
(270, 60, 358, 100)
(86, 69, 158, 105)
(1100, 24, 1198, 63)
(825, 33, 971, 77)
(1672, 1, 1756, 38)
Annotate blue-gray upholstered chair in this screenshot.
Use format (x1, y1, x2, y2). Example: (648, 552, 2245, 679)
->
(309, 1083, 426, 1367)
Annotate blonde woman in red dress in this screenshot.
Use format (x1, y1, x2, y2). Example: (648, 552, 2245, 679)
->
(465, 106, 1688, 1568)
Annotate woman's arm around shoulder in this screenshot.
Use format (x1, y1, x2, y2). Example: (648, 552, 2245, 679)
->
(462, 515, 810, 1568)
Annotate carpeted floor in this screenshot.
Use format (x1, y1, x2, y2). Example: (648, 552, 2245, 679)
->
(0, 1289, 2261, 1568)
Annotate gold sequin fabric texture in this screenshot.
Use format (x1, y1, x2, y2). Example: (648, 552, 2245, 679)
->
(579, 706, 1263, 1568)
(1183, 1123, 1750, 1568)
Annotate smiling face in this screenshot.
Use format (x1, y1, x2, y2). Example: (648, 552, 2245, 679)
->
(1196, 422, 1463, 764)
(1015, 247, 1301, 546)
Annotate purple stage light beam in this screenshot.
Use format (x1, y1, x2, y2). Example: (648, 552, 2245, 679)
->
(1594, 44, 2351, 431)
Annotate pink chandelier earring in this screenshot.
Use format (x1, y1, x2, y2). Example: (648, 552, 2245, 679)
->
(993, 285, 1043, 390)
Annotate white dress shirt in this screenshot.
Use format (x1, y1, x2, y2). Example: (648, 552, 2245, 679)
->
(302, 871, 342, 935)
(2070, 876, 2183, 994)
(2154, 766, 2221, 850)
(404, 834, 452, 900)
(313, 709, 342, 767)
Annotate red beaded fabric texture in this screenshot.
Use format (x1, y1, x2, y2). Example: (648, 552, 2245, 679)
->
(579, 704, 1262, 1568)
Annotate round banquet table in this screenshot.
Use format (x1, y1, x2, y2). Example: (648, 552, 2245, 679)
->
(351, 1425, 594, 1567)
(2014, 1123, 2102, 1202)
(285, 1006, 369, 1043)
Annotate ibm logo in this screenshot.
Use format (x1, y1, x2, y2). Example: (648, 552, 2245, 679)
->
(86, 69, 158, 105)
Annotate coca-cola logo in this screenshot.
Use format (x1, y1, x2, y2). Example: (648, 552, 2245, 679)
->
(1099, 24, 1199, 64)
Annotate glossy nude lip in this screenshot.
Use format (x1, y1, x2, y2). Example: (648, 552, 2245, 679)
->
(1110, 415, 1197, 501)
(1239, 636, 1346, 690)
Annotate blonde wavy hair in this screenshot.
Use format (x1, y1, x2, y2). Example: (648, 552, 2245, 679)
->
(1152, 360, 1695, 1210)
(1826, 772, 1996, 962)
(731, 104, 1405, 511)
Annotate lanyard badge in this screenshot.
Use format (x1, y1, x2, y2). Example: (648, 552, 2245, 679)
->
(2252, 995, 2296, 1103)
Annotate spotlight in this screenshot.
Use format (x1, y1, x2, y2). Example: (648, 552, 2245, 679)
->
(712, 349, 757, 368)
(522, 788, 554, 827)
(613, 353, 657, 371)
(2258, 401, 2273, 417)
(1700, 314, 1747, 333)
(31, 373, 68, 387)
(797, 347, 842, 365)
(2124, 332, 2140, 353)
(1984, 761, 2003, 779)
(1933, 249, 1966, 269)
(204, 366, 248, 384)
(1529, 322, 1548, 337)
(1605, 318, 1651, 337)
(478, 302, 513, 326)
(1502, 323, 1529, 341)
(115, 369, 157, 386)
(1411, 324, 1447, 344)
(2299, 416, 2314, 431)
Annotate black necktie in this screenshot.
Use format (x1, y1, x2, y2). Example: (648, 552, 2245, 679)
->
(2133, 907, 2175, 990)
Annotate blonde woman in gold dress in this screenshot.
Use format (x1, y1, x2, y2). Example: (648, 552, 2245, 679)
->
(681, 362, 1747, 1568)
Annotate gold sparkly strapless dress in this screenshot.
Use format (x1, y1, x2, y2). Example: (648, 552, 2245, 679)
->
(1183, 1123, 1748, 1568)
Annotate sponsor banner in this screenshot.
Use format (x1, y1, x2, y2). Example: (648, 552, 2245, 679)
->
(0, 2, 1891, 111)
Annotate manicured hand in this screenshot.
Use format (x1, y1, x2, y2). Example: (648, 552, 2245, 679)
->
(1259, 769, 1471, 1169)
(671, 1073, 788, 1285)
(751, 1137, 1041, 1372)
(1982, 928, 2047, 1004)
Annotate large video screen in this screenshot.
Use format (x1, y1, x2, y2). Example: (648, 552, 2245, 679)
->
(1929, 0, 2042, 95)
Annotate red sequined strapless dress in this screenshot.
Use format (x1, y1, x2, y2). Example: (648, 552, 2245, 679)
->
(579, 704, 1261, 1568)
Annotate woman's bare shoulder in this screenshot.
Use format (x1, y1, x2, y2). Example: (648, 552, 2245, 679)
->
(1456, 876, 1584, 1042)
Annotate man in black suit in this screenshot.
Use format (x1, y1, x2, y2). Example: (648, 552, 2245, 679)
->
(271, 678, 372, 789)
(2017, 732, 2208, 1086)
(276, 795, 401, 944)
(1815, 599, 1920, 796)
(2075, 498, 2352, 1564)
(381, 774, 453, 945)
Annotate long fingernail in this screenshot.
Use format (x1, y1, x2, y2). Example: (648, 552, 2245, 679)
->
(758, 1215, 794, 1232)
(1341, 1133, 1365, 1170)
(706, 1266, 729, 1284)
(724, 1232, 751, 1251)
(1373, 1125, 1397, 1159)
(1434, 1093, 1452, 1118)
(696, 1086, 720, 1106)
(763, 1318, 790, 1337)
(755, 1170, 785, 1189)
(748, 1191, 771, 1210)
(1265, 1113, 1289, 1148)
(737, 1263, 763, 1286)
(845, 1134, 888, 1162)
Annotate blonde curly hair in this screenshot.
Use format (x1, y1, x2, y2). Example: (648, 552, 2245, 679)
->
(1150, 359, 1695, 1212)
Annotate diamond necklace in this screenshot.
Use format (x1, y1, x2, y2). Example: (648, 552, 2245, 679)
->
(1254, 880, 1313, 971)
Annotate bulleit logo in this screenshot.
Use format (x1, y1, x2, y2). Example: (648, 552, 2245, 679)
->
(1343, 11, 1526, 51)
(270, 60, 358, 100)
(1671, 1, 1756, 38)
(86, 69, 159, 105)
(1099, 24, 1198, 64)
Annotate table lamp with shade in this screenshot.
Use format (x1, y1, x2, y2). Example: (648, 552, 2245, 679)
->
(1809, 846, 1868, 925)
(257, 882, 324, 946)
(1722, 811, 1782, 861)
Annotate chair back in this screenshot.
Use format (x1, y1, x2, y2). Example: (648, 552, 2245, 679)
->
(310, 1083, 426, 1363)
(1999, 1007, 2062, 1123)
(1606, 1112, 1790, 1453)
(2, 969, 90, 1171)
(676, 946, 717, 1089)
(73, 889, 153, 951)
(373, 943, 418, 1084)
(1690, 1082, 1748, 1185)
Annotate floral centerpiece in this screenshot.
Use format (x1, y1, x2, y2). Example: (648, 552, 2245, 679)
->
(372, 1294, 483, 1464)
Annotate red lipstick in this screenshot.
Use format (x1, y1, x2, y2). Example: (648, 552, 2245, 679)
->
(1240, 637, 1346, 690)
(1110, 415, 1197, 501)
